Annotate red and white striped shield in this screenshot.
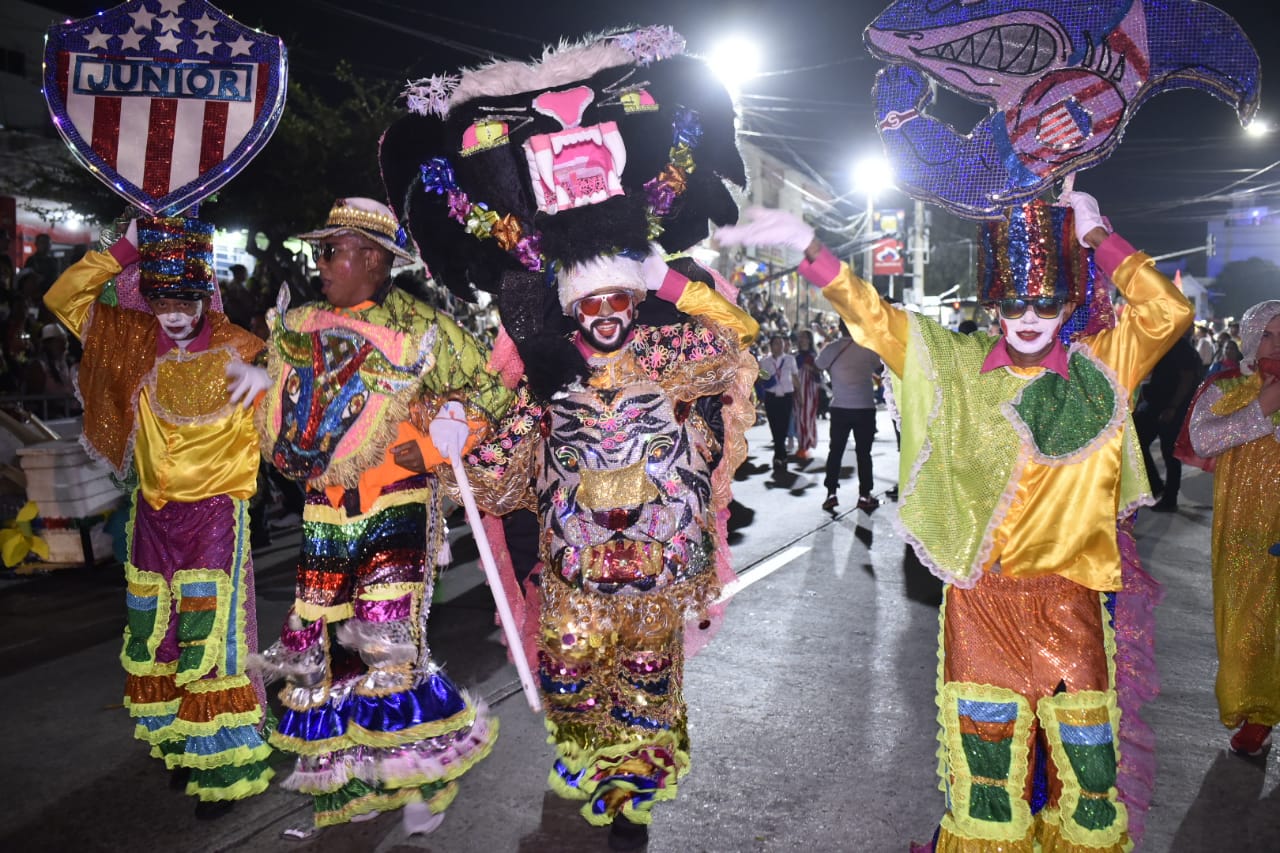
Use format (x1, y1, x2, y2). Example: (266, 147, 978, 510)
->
(43, 0, 287, 215)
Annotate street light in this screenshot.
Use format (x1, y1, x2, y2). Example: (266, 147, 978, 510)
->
(707, 37, 760, 99)
(1245, 117, 1271, 138)
(853, 155, 894, 285)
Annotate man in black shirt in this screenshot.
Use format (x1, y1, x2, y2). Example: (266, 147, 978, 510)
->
(1135, 329, 1202, 510)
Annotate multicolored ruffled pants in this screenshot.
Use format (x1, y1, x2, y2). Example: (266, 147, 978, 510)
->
(121, 493, 273, 801)
(540, 571, 720, 826)
(933, 571, 1129, 853)
(259, 478, 496, 829)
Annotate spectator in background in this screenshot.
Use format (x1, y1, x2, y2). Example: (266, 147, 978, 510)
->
(792, 328, 821, 461)
(0, 228, 14, 287)
(1134, 328, 1202, 511)
(758, 333, 798, 471)
(816, 320, 882, 513)
(1194, 323, 1216, 368)
(1211, 331, 1242, 375)
(25, 323, 79, 417)
(23, 234, 59, 295)
(219, 263, 256, 330)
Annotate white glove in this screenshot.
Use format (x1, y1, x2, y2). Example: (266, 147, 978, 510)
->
(641, 243, 671, 291)
(124, 218, 138, 248)
(429, 400, 470, 462)
(226, 359, 270, 408)
(714, 206, 815, 253)
(1058, 190, 1107, 247)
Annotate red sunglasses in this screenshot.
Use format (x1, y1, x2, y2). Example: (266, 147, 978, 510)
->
(576, 292, 634, 316)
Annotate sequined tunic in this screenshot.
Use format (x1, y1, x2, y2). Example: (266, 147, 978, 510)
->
(44, 249, 264, 508)
(807, 235, 1193, 591)
(1188, 373, 1280, 727)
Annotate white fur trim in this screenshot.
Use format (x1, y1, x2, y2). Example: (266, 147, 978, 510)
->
(557, 255, 647, 310)
(448, 40, 634, 114)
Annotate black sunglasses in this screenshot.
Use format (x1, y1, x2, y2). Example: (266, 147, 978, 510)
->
(318, 243, 374, 263)
(997, 297, 1066, 320)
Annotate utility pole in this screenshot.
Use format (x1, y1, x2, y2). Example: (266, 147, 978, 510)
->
(911, 199, 927, 304)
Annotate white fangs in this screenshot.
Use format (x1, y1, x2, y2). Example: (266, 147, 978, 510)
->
(524, 121, 627, 214)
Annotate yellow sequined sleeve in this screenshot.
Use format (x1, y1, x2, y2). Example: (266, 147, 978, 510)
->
(43, 250, 122, 341)
(673, 280, 760, 346)
(1091, 251, 1195, 390)
(816, 264, 908, 377)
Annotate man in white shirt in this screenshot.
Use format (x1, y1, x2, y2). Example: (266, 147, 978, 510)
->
(816, 321, 883, 511)
(758, 334, 798, 469)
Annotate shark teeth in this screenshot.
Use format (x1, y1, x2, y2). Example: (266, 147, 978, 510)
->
(916, 23, 1057, 76)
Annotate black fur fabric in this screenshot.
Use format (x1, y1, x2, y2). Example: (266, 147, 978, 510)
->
(380, 50, 745, 304)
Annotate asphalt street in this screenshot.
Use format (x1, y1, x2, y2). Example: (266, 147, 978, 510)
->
(1, 415, 1276, 852)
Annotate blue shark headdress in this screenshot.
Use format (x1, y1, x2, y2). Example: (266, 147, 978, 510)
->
(865, 0, 1261, 219)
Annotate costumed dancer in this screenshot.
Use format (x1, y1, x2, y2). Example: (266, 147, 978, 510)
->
(378, 27, 757, 849)
(718, 192, 1192, 852)
(456, 252, 757, 849)
(44, 216, 274, 816)
(250, 198, 513, 837)
(1178, 300, 1280, 758)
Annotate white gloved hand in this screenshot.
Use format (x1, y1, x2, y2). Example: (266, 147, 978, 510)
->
(641, 244, 671, 291)
(714, 206, 815, 253)
(1058, 190, 1107, 247)
(226, 359, 270, 408)
(429, 400, 470, 462)
(124, 218, 138, 248)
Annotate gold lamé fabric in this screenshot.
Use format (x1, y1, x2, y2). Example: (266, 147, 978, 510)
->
(1207, 410, 1280, 727)
(134, 379, 262, 509)
(44, 250, 263, 500)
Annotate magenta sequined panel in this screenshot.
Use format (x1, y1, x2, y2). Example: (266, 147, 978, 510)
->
(132, 494, 237, 576)
(354, 594, 413, 623)
(129, 493, 244, 663)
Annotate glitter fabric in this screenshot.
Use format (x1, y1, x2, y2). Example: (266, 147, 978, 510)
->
(44, 250, 263, 484)
(122, 494, 273, 801)
(1185, 375, 1280, 728)
(259, 479, 498, 827)
(451, 302, 755, 826)
(865, 0, 1260, 218)
(257, 288, 512, 495)
(803, 234, 1191, 850)
(137, 216, 215, 298)
(977, 201, 1092, 309)
(295, 493, 428, 617)
(42, 0, 288, 215)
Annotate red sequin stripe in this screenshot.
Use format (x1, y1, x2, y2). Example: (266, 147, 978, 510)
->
(1009, 77, 1116, 143)
(55, 50, 69, 105)
(199, 101, 229, 173)
(142, 98, 179, 198)
(91, 96, 122, 169)
(254, 61, 269, 120)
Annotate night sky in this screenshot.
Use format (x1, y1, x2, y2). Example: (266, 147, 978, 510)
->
(46, 0, 1280, 270)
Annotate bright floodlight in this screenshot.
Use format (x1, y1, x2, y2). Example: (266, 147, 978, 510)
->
(708, 37, 760, 95)
(853, 156, 894, 197)
(1245, 118, 1271, 138)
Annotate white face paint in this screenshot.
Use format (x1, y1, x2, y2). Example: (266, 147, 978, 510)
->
(1000, 305, 1066, 357)
(573, 290, 636, 353)
(155, 301, 204, 343)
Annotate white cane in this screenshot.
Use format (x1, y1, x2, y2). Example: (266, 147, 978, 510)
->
(446, 449, 543, 712)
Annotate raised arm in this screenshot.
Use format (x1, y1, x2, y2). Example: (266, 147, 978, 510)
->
(44, 236, 139, 340)
(716, 207, 907, 375)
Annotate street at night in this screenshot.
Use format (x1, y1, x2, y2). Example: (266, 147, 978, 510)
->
(3, 1, 1280, 851)
(2, 419, 1277, 852)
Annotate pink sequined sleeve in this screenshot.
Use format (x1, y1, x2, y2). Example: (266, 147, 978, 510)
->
(1187, 381, 1278, 458)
